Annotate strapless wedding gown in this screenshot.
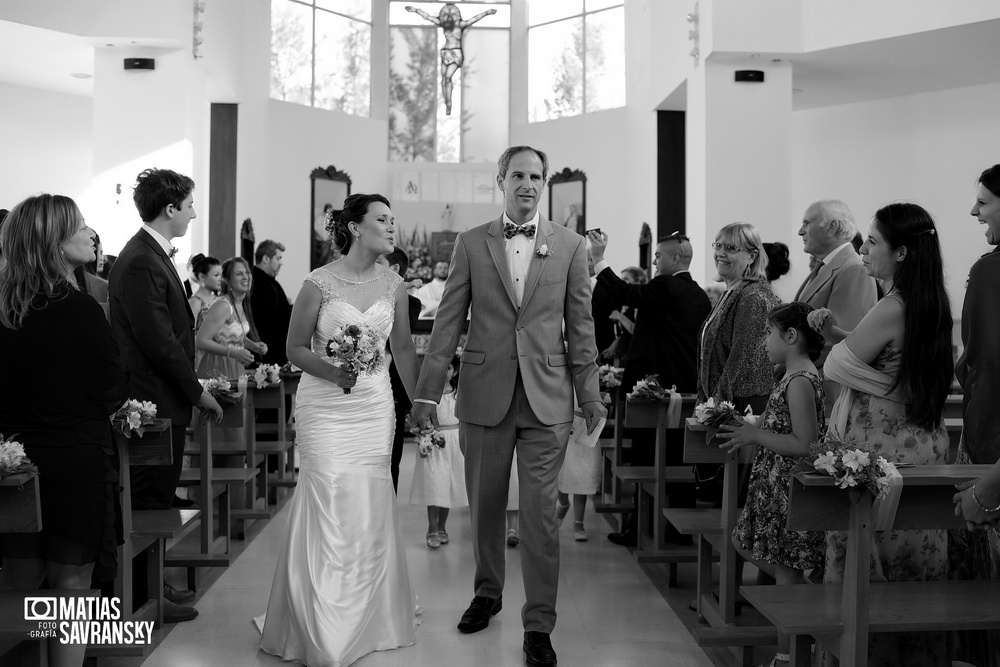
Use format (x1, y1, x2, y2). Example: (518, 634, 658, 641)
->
(258, 268, 417, 667)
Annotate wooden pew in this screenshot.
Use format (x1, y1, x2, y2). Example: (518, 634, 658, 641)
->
(664, 418, 777, 659)
(595, 388, 634, 517)
(250, 377, 296, 503)
(114, 420, 200, 629)
(168, 412, 248, 588)
(740, 464, 1000, 667)
(181, 391, 264, 540)
(614, 397, 699, 579)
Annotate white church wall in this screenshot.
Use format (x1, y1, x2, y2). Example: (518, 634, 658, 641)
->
(0, 82, 93, 208)
(791, 80, 1000, 333)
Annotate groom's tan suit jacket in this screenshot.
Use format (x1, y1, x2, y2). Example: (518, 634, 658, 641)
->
(415, 215, 601, 422)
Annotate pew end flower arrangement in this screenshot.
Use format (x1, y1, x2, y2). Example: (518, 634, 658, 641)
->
(325, 323, 384, 395)
(791, 434, 893, 503)
(200, 375, 241, 405)
(252, 363, 282, 389)
(112, 399, 158, 438)
(0, 434, 35, 483)
(626, 375, 677, 402)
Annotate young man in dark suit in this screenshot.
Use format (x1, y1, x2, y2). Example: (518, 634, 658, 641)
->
(250, 239, 292, 366)
(379, 246, 421, 491)
(589, 231, 712, 546)
(109, 168, 223, 623)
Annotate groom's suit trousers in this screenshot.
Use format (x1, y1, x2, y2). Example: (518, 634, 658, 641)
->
(460, 371, 571, 634)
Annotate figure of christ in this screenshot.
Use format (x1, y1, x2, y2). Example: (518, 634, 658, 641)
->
(405, 3, 497, 115)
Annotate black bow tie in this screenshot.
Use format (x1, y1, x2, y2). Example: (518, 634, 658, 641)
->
(504, 222, 536, 240)
(168, 247, 179, 259)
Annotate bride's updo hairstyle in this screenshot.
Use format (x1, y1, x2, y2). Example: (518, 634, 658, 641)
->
(325, 193, 391, 256)
(872, 202, 951, 430)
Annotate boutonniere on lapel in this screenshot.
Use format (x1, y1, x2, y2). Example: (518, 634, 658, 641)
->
(535, 243, 552, 258)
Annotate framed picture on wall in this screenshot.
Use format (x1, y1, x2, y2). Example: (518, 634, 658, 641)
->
(548, 168, 586, 235)
(311, 165, 352, 270)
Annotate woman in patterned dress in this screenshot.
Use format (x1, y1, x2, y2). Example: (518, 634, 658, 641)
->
(718, 302, 827, 667)
(809, 202, 953, 666)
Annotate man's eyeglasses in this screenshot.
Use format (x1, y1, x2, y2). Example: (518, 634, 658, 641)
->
(711, 242, 747, 254)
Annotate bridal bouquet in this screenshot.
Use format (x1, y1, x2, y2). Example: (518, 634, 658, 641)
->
(112, 399, 158, 438)
(0, 434, 33, 481)
(793, 434, 893, 502)
(252, 364, 281, 389)
(416, 430, 446, 458)
(598, 365, 624, 390)
(626, 375, 677, 402)
(201, 375, 241, 405)
(325, 324, 384, 394)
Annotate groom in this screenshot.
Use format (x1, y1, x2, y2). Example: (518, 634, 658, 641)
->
(412, 146, 605, 666)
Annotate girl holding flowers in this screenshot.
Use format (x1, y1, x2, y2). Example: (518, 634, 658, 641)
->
(409, 352, 468, 548)
(808, 202, 952, 667)
(716, 302, 827, 667)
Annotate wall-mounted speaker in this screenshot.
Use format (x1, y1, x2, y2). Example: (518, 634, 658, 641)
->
(123, 58, 155, 71)
(734, 70, 764, 83)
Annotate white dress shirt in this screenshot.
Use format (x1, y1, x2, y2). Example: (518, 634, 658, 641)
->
(503, 210, 539, 308)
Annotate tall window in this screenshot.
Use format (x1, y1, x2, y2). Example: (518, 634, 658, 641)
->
(270, 0, 371, 116)
(527, 0, 625, 122)
(388, 1, 510, 163)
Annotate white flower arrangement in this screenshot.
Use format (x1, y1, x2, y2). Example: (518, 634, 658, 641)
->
(112, 399, 158, 438)
(417, 430, 446, 458)
(598, 364, 624, 389)
(253, 364, 282, 389)
(798, 434, 892, 502)
(693, 397, 740, 427)
(0, 434, 30, 478)
(535, 243, 552, 257)
(626, 375, 677, 402)
(200, 375, 241, 405)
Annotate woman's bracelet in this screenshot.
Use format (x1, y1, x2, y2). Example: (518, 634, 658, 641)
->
(972, 483, 1000, 513)
(225, 343, 233, 358)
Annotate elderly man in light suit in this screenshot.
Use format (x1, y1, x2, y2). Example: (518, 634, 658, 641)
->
(795, 200, 877, 412)
(412, 146, 605, 667)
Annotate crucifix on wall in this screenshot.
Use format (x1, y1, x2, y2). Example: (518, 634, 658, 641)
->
(405, 3, 496, 115)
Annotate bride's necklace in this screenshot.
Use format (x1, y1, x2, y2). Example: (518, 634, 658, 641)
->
(327, 269, 382, 285)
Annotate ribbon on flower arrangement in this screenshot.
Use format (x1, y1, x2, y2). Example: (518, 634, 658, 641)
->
(234, 375, 248, 400)
(665, 386, 682, 429)
(871, 460, 903, 532)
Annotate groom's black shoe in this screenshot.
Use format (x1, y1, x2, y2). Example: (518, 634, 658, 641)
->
(523, 631, 557, 666)
(457, 595, 502, 633)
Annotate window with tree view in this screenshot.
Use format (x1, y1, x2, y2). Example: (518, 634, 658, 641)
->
(527, 0, 625, 122)
(270, 0, 371, 116)
(388, 1, 510, 163)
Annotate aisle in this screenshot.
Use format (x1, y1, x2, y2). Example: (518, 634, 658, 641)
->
(139, 444, 713, 667)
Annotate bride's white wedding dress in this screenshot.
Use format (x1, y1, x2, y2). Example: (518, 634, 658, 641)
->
(257, 267, 417, 667)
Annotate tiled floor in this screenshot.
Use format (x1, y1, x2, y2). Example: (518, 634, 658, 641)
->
(127, 445, 719, 667)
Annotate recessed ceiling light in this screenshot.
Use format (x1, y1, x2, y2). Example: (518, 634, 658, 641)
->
(71, 72, 92, 79)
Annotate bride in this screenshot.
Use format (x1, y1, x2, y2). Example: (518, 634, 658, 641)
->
(258, 193, 421, 666)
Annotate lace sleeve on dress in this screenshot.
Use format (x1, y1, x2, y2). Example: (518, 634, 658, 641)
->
(304, 269, 335, 307)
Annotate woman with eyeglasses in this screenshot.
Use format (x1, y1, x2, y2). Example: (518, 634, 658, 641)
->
(698, 223, 781, 413)
(695, 223, 780, 510)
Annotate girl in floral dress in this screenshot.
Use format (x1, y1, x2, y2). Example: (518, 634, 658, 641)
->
(808, 202, 953, 666)
(716, 302, 827, 667)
